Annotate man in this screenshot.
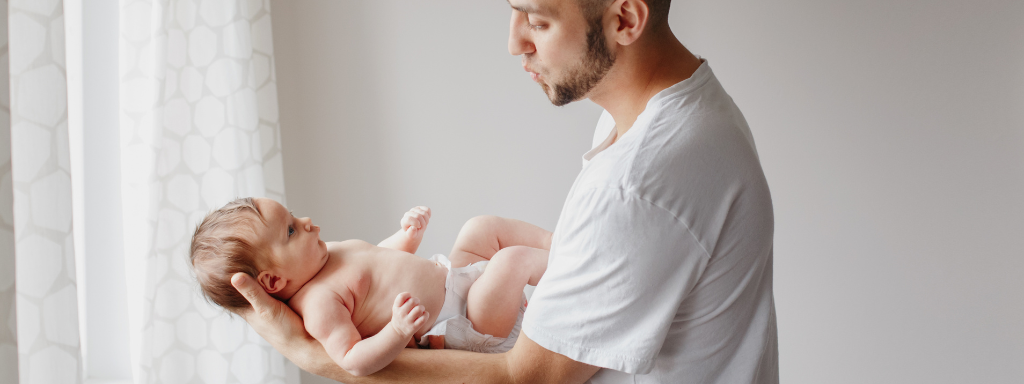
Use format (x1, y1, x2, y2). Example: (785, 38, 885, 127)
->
(231, 0, 778, 382)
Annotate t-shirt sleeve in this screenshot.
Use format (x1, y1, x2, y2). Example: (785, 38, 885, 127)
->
(522, 187, 710, 374)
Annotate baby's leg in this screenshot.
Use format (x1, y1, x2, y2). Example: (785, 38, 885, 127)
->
(448, 215, 552, 268)
(465, 245, 547, 338)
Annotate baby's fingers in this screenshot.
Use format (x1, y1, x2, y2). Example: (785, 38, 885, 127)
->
(406, 306, 427, 324)
(393, 292, 412, 308)
(401, 212, 423, 229)
(399, 296, 420, 315)
(414, 207, 431, 222)
(413, 310, 429, 328)
(406, 304, 424, 319)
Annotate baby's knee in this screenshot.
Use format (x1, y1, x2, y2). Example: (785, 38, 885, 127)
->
(461, 215, 503, 236)
(489, 246, 534, 268)
(493, 245, 531, 258)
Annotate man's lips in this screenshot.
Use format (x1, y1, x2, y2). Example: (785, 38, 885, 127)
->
(524, 66, 541, 82)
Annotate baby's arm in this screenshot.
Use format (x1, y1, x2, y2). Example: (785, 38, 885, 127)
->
(377, 206, 431, 254)
(302, 291, 429, 377)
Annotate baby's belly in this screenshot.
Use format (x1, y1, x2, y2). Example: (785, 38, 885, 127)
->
(356, 260, 448, 341)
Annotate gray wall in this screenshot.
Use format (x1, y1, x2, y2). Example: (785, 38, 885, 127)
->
(270, 1, 1024, 383)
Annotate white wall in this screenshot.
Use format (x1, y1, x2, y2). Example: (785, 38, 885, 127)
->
(270, 1, 1024, 383)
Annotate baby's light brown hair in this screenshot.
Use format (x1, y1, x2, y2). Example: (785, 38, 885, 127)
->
(189, 197, 269, 310)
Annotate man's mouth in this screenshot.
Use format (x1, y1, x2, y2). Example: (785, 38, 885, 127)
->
(523, 64, 541, 82)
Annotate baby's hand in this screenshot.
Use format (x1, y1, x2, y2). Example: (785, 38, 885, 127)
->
(390, 292, 429, 338)
(400, 206, 431, 237)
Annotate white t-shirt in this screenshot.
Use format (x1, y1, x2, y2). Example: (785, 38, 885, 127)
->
(522, 60, 778, 384)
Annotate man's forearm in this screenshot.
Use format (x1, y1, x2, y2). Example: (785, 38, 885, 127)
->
(294, 342, 512, 384)
(360, 348, 512, 384)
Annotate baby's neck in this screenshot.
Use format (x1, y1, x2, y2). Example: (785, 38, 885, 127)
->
(270, 281, 303, 302)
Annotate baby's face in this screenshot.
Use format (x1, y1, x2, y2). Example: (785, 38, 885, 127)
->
(252, 198, 329, 291)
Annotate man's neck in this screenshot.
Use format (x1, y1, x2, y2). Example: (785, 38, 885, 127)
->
(588, 30, 702, 142)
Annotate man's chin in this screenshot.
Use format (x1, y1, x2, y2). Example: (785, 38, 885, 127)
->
(539, 83, 571, 106)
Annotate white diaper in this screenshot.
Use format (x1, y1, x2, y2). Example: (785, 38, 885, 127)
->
(418, 254, 526, 353)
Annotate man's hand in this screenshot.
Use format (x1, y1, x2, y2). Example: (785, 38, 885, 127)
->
(229, 273, 321, 368)
(230, 272, 600, 384)
(400, 206, 431, 239)
(390, 292, 429, 339)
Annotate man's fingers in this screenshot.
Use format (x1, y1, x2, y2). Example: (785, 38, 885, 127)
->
(428, 335, 445, 349)
(232, 273, 270, 317)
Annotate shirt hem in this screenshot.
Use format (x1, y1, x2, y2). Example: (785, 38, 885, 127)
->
(522, 324, 654, 375)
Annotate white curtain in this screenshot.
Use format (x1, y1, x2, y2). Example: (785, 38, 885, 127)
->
(2, 0, 85, 383)
(118, 0, 290, 383)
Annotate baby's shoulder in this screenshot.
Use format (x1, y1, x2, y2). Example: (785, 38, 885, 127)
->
(327, 239, 373, 253)
(290, 280, 350, 316)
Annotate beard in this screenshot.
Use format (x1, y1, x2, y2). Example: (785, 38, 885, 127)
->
(542, 20, 617, 106)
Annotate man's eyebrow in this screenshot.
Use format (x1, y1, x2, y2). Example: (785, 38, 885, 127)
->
(507, 1, 548, 16)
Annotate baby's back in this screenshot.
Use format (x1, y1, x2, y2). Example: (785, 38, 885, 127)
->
(289, 239, 448, 341)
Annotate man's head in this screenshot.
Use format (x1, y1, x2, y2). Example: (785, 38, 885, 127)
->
(190, 197, 328, 310)
(509, 0, 672, 105)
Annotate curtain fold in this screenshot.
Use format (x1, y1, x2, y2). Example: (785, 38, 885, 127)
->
(0, 3, 17, 383)
(4, 0, 85, 383)
(118, 0, 290, 383)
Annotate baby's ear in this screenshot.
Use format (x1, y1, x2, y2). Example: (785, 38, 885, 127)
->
(257, 271, 285, 294)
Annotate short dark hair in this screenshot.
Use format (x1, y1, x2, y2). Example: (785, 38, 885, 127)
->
(578, 0, 671, 31)
(189, 197, 268, 310)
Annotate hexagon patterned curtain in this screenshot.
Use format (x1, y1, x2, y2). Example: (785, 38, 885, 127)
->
(3, 0, 86, 383)
(118, 0, 291, 383)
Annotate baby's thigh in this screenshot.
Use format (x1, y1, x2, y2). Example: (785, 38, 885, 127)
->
(453, 217, 550, 264)
(465, 249, 534, 337)
(467, 246, 546, 305)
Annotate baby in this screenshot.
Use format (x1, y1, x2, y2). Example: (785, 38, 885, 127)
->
(189, 197, 550, 376)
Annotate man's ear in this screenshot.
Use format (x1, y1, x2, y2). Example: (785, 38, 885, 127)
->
(607, 0, 649, 46)
(257, 270, 286, 294)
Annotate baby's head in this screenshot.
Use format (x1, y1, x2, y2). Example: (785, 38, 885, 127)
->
(190, 197, 328, 310)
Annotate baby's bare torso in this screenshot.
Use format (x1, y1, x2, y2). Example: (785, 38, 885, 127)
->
(288, 240, 448, 341)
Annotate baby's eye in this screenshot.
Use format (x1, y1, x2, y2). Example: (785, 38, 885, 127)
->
(288, 225, 295, 237)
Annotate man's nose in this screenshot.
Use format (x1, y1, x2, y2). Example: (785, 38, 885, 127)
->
(508, 13, 535, 56)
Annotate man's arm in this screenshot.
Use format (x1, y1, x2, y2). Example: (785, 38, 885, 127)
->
(230, 273, 600, 383)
